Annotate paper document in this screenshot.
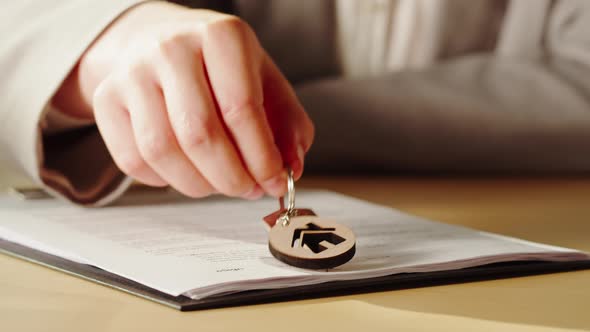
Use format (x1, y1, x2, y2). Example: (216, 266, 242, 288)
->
(0, 191, 587, 299)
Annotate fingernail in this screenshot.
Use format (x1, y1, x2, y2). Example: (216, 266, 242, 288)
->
(289, 145, 306, 179)
(243, 185, 264, 200)
(263, 172, 288, 197)
(297, 144, 305, 161)
(296, 144, 305, 172)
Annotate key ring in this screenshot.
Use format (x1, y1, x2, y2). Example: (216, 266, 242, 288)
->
(279, 168, 296, 227)
(286, 167, 295, 215)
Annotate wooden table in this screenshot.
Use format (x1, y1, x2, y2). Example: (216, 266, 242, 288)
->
(1, 176, 589, 332)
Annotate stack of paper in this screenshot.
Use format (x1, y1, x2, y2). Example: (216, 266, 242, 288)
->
(0, 191, 587, 300)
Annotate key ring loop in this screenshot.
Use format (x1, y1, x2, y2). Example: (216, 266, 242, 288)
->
(278, 168, 296, 227)
(286, 167, 295, 215)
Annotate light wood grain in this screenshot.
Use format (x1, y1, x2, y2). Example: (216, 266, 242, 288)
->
(1, 176, 589, 332)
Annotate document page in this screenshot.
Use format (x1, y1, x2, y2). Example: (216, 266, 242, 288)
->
(0, 191, 587, 299)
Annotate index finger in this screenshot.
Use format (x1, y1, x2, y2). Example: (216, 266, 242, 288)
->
(202, 17, 287, 196)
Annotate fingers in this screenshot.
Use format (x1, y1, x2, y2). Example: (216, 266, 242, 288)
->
(153, 34, 263, 199)
(120, 64, 215, 198)
(92, 15, 314, 201)
(202, 17, 288, 196)
(93, 79, 167, 187)
(262, 55, 315, 180)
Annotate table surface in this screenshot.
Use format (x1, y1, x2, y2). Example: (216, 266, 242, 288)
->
(1, 176, 589, 332)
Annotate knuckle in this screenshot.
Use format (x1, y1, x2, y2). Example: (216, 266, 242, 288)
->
(205, 15, 251, 42)
(177, 114, 218, 151)
(139, 134, 174, 164)
(92, 80, 115, 109)
(110, 61, 149, 89)
(151, 35, 186, 64)
(220, 98, 263, 128)
(121, 63, 146, 84)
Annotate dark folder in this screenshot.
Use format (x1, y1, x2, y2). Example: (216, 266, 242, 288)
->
(2, 238, 589, 311)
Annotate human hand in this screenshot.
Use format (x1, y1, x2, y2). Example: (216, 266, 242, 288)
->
(53, 2, 314, 199)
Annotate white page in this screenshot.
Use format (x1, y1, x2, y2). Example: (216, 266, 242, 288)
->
(0, 191, 587, 298)
(0, 192, 311, 296)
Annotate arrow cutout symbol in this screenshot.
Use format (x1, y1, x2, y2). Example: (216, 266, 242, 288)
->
(291, 223, 346, 253)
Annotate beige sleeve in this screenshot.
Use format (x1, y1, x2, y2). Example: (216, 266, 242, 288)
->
(0, 0, 148, 205)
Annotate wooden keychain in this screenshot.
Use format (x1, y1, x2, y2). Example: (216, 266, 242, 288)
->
(263, 168, 356, 269)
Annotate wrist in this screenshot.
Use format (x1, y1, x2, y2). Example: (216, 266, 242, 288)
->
(51, 1, 164, 120)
